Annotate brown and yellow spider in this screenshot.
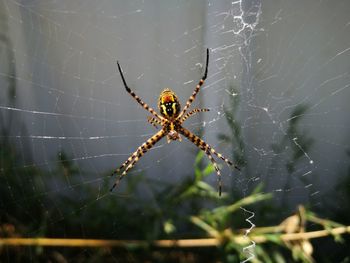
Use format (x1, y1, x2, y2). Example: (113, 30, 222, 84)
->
(111, 49, 239, 196)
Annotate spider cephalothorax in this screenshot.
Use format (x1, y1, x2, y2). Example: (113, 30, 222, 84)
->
(112, 49, 240, 196)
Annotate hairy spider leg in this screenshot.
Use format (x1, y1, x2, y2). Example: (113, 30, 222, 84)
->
(178, 126, 239, 196)
(179, 126, 238, 169)
(181, 108, 210, 122)
(147, 116, 162, 128)
(212, 151, 240, 171)
(177, 48, 209, 120)
(111, 154, 133, 176)
(111, 128, 164, 176)
(117, 61, 164, 121)
(110, 129, 166, 191)
(205, 149, 222, 196)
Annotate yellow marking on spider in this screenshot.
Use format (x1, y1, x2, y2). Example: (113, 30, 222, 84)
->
(161, 105, 168, 116)
(172, 102, 177, 115)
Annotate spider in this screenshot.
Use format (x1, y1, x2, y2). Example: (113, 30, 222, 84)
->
(111, 49, 239, 196)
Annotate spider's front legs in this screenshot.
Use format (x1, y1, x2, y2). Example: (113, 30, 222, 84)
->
(117, 61, 164, 121)
(110, 129, 166, 191)
(177, 48, 209, 120)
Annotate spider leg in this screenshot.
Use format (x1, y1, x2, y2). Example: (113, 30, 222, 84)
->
(117, 61, 164, 120)
(111, 134, 157, 175)
(181, 108, 210, 123)
(211, 149, 241, 171)
(110, 129, 166, 191)
(147, 116, 161, 128)
(179, 126, 239, 170)
(177, 48, 209, 120)
(111, 155, 133, 176)
(179, 126, 239, 195)
(110, 127, 163, 177)
(205, 149, 223, 196)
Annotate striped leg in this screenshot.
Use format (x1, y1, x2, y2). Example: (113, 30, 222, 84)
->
(205, 149, 222, 196)
(178, 126, 239, 196)
(177, 49, 209, 120)
(211, 149, 240, 171)
(110, 129, 166, 191)
(117, 61, 164, 120)
(111, 128, 162, 175)
(179, 127, 239, 169)
(181, 108, 210, 122)
(147, 116, 162, 128)
(111, 156, 133, 176)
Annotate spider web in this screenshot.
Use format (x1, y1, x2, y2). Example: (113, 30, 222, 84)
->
(1, 0, 350, 261)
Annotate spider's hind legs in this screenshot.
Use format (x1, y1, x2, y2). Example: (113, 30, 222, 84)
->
(109, 183, 117, 192)
(110, 169, 120, 177)
(110, 172, 125, 192)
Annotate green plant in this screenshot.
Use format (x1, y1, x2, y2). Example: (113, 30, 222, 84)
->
(218, 85, 246, 169)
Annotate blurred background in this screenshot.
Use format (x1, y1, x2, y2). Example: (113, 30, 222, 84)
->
(1, 0, 349, 262)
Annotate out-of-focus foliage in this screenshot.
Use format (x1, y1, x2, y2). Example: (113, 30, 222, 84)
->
(1, 134, 349, 262)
